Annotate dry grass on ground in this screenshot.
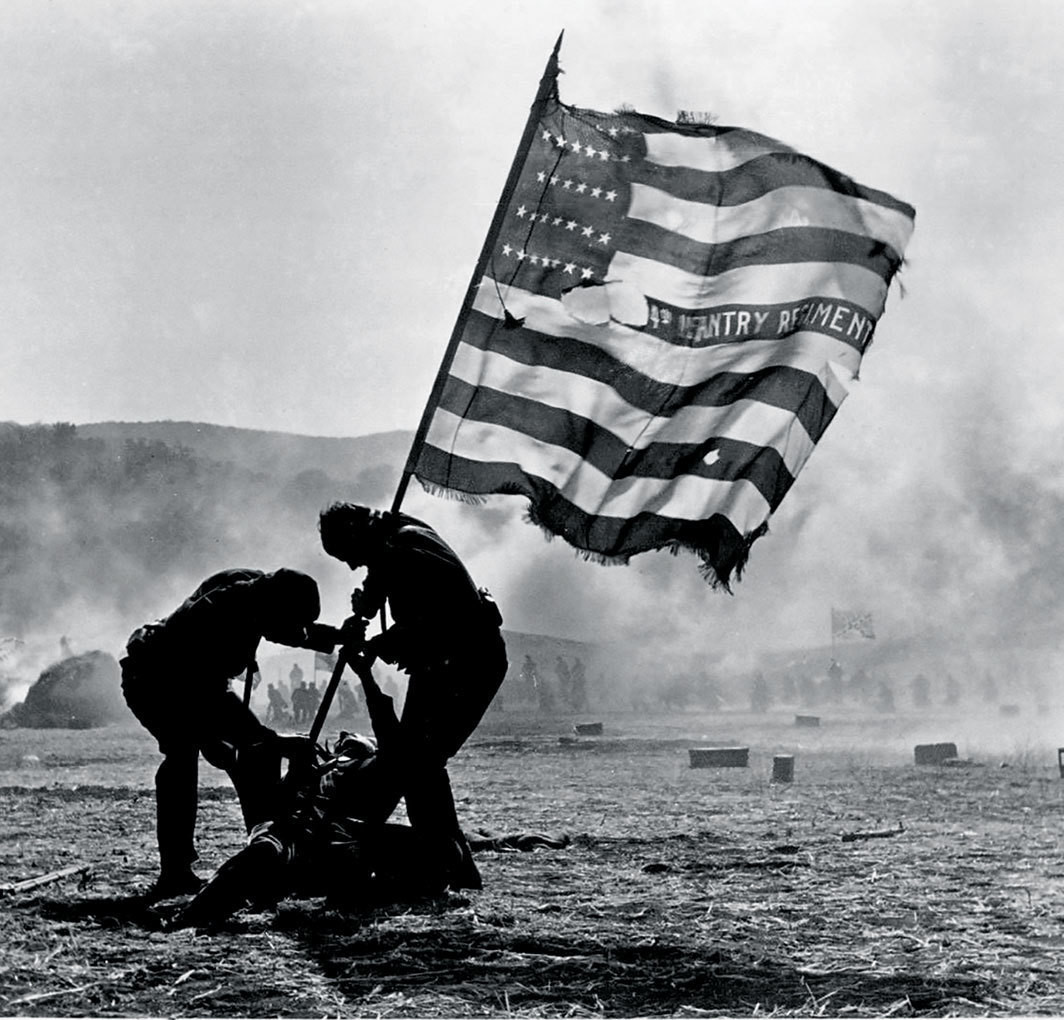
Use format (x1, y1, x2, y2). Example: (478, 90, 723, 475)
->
(1, 708, 1063, 1016)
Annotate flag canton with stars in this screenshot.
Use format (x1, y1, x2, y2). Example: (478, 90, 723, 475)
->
(832, 609, 875, 640)
(494, 108, 641, 299)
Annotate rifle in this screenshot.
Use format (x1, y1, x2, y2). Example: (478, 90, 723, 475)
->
(308, 648, 349, 746)
(0, 863, 92, 896)
(242, 664, 255, 708)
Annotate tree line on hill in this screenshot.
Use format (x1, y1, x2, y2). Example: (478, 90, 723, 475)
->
(0, 422, 395, 640)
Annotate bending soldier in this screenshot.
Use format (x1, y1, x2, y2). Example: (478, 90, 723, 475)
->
(120, 568, 330, 899)
(318, 503, 507, 889)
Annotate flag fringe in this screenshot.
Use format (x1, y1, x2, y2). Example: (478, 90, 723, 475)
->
(525, 496, 769, 591)
(524, 509, 632, 568)
(416, 475, 769, 589)
(692, 519, 770, 593)
(415, 478, 488, 506)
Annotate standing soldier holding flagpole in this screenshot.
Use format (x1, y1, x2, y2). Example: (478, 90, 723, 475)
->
(317, 504, 507, 889)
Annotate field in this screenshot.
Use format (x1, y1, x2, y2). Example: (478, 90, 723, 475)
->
(1, 706, 1063, 1017)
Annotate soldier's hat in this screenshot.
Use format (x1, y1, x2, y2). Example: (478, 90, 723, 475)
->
(261, 568, 321, 621)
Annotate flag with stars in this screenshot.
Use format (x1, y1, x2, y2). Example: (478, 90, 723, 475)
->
(411, 92, 915, 587)
(831, 608, 876, 640)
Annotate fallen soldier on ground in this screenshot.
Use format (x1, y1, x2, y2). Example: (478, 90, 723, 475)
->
(174, 651, 476, 927)
(173, 661, 569, 928)
(172, 727, 458, 928)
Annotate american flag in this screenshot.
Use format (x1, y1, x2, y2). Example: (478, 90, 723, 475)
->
(412, 86, 915, 587)
(831, 608, 876, 640)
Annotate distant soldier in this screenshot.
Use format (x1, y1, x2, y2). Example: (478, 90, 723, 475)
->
(749, 671, 771, 713)
(911, 673, 931, 708)
(519, 654, 539, 704)
(875, 680, 896, 713)
(336, 679, 358, 719)
(318, 503, 507, 889)
(568, 657, 588, 712)
(265, 683, 288, 724)
(779, 671, 798, 704)
(289, 662, 304, 690)
(119, 568, 330, 899)
(305, 681, 322, 722)
(798, 674, 819, 707)
(291, 681, 310, 725)
(536, 671, 557, 714)
(849, 667, 873, 704)
(825, 659, 844, 703)
(943, 673, 962, 706)
(554, 656, 572, 709)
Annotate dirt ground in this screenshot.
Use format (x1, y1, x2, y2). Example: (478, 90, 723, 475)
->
(1, 706, 1063, 1017)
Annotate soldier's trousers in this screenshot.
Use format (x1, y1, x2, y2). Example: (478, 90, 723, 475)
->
(121, 659, 281, 875)
(361, 634, 508, 889)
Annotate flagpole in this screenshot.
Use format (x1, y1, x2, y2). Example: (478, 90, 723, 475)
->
(389, 30, 565, 515)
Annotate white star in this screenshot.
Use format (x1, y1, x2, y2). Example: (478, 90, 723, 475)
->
(581, 267, 594, 279)
(555, 135, 567, 148)
(599, 150, 610, 161)
(549, 175, 559, 186)
(539, 212, 550, 224)
(516, 205, 528, 218)
(590, 187, 602, 198)
(562, 179, 573, 189)
(598, 232, 611, 245)
(542, 130, 552, 142)
(536, 171, 546, 183)
(570, 140, 582, 153)
(565, 220, 577, 231)
(516, 249, 527, 261)
(620, 155, 631, 162)
(575, 182, 587, 194)
(581, 225, 594, 237)
(585, 146, 597, 159)
(552, 217, 563, 226)
(529, 254, 540, 266)
(605, 190, 617, 202)
(502, 244, 513, 256)
(563, 262, 576, 274)
(608, 126, 619, 137)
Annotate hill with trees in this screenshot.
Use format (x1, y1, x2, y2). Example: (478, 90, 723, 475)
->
(0, 421, 413, 643)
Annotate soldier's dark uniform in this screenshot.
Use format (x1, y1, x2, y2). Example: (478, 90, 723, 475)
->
(120, 568, 322, 897)
(319, 505, 507, 889)
(175, 727, 460, 928)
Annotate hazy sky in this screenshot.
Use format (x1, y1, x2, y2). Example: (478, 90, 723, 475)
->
(4, 0, 1063, 659)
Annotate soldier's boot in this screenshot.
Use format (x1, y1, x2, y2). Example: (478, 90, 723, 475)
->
(151, 749, 204, 900)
